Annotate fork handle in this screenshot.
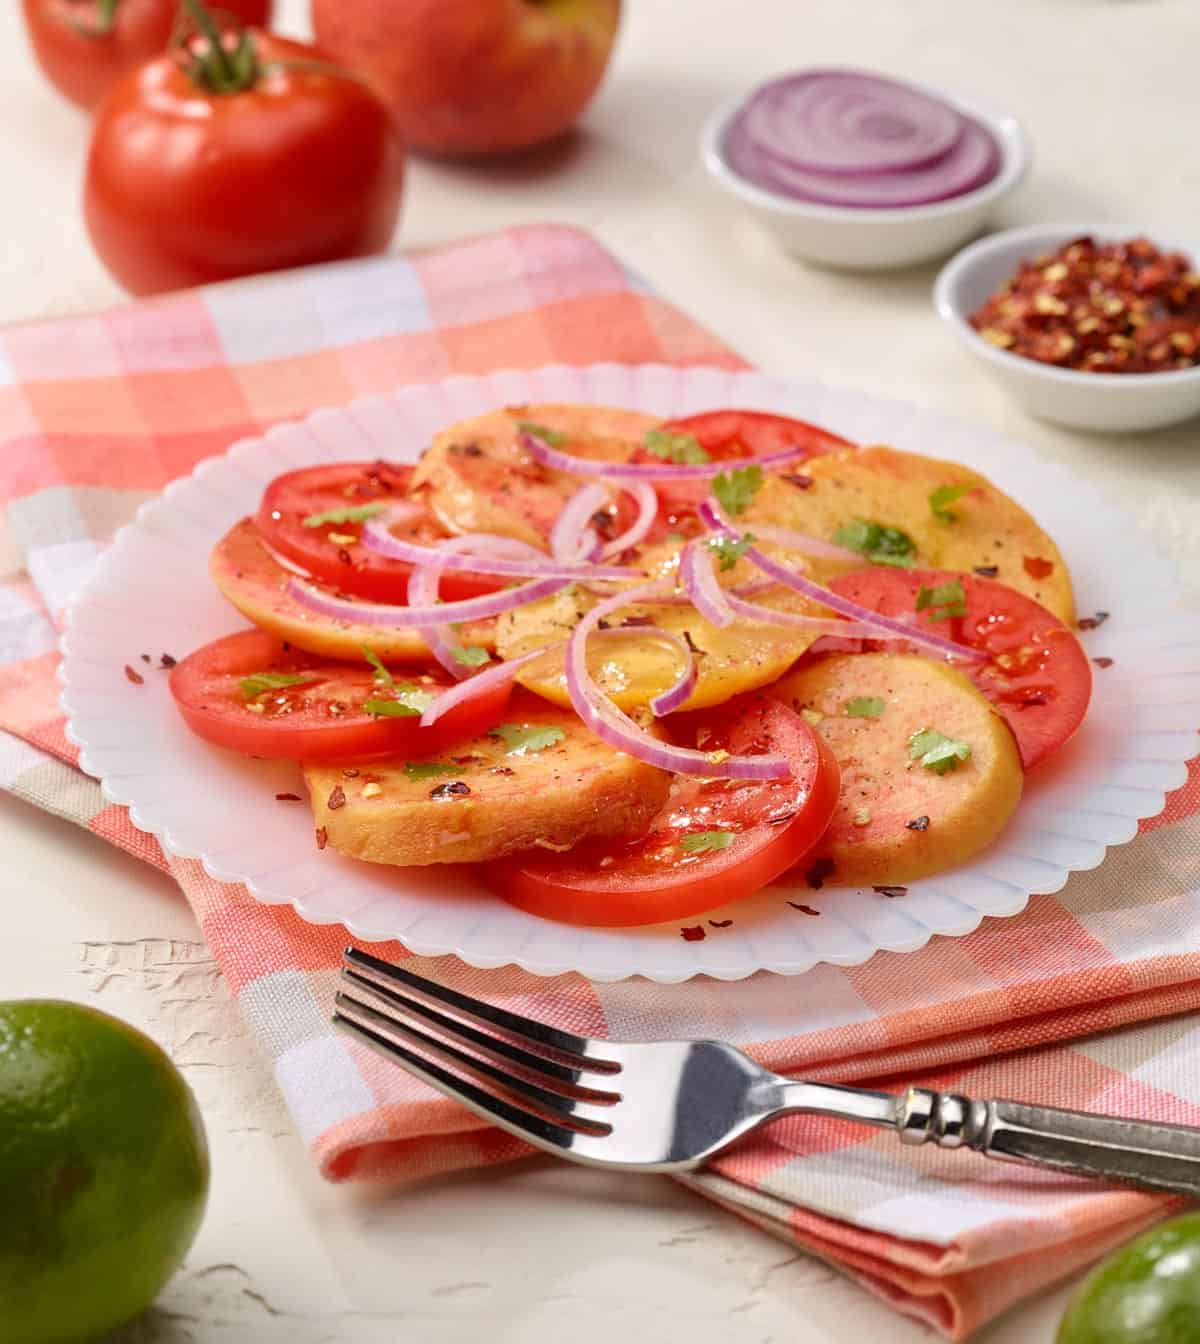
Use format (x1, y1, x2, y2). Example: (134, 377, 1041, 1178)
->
(896, 1087, 1200, 1199)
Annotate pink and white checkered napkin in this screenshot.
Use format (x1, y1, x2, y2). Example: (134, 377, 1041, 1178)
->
(2, 225, 1200, 1339)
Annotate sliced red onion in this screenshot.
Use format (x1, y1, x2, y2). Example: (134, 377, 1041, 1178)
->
(725, 113, 1000, 208)
(521, 431, 807, 482)
(362, 513, 635, 581)
(680, 539, 735, 629)
(735, 70, 965, 177)
(551, 484, 610, 565)
(287, 573, 566, 627)
(419, 646, 550, 728)
(566, 581, 790, 780)
(704, 497, 860, 562)
(602, 479, 658, 558)
(698, 502, 984, 663)
(726, 594, 888, 639)
(407, 558, 478, 681)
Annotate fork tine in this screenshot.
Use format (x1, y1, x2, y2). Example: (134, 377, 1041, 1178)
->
(335, 990, 614, 1133)
(342, 947, 619, 1073)
(333, 998, 594, 1159)
(340, 967, 619, 1099)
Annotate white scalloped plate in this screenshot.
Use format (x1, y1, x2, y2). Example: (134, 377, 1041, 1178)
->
(60, 364, 1200, 982)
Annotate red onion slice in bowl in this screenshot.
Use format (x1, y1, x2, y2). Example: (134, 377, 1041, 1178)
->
(737, 70, 965, 177)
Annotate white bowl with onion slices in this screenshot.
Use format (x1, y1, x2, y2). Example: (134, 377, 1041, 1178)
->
(702, 70, 1030, 271)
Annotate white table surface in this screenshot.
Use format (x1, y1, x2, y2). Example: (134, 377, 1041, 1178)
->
(4, 0, 1198, 1339)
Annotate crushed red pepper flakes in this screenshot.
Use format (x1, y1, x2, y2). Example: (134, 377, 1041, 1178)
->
(1078, 611, 1110, 630)
(342, 768, 360, 778)
(708, 919, 734, 929)
(805, 857, 836, 889)
(970, 235, 1200, 374)
(788, 902, 821, 916)
(124, 664, 144, 685)
(430, 780, 471, 799)
(315, 826, 328, 850)
(327, 785, 347, 810)
(906, 815, 930, 831)
(1093, 656, 1114, 669)
(139, 653, 152, 663)
(160, 653, 177, 669)
(782, 472, 814, 490)
(974, 565, 999, 578)
(1023, 555, 1054, 580)
(275, 792, 302, 802)
(680, 925, 706, 942)
(873, 885, 908, 899)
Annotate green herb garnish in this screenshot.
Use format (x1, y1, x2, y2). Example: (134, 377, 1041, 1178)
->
(908, 728, 971, 775)
(489, 723, 566, 755)
(832, 518, 916, 568)
(451, 645, 491, 668)
(364, 685, 436, 718)
(643, 429, 709, 465)
(404, 762, 461, 781)
(301, 503, 386, 529)
(240, 671, 315, 700)
(929, 484, 971, 523)
(705, 532, 756, 572)
(915, 579, 967, 621)
(712, 466, 763, 517)
(844, 696, 886, 719)
(679, 830, 735, 854)
(666, 532, 687, 544)
(362, 646, 394, 687)
(515, 420, 567, 447)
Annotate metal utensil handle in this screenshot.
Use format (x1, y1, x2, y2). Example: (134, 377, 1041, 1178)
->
(897, 1086, 1200, 1198)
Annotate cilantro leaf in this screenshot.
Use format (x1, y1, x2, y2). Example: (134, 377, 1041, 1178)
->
(712, 466, 763, 517)
(832, 518, 916, 569)
(929, 484, 971, 523)
(665, 532, 687, 544)
(705, 532, 756, 572)
(301, 503, 386, 529)
(844, 696, 886, 718)
(908, 728, 971, 775)
(915, 579, 967, 621)
(451, 645, 491, 668)
(404, 761, 461, 781)
(515, 420, 567, 447)
(364, 685, 436, 718)
(679, 830, 735, 854)
(488, 723, 566, 756)
(643, 429, 709, 465)
(362, 646, 394, 688)
(240, 671, 315, 700)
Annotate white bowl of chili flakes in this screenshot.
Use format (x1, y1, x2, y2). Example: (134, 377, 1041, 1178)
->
(934, 223, 1200, 432)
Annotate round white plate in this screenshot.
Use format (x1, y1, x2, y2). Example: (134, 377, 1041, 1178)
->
(60, 364, 1200, 983)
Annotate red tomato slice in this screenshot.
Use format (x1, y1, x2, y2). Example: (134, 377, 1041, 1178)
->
(169, 630, 511, 761)
(255, 463, 502, 603)
(487, 696, 840, 927)
(828, 568, 1092, 770)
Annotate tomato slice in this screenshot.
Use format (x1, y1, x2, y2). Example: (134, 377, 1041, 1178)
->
(656, 409, 854, 461)
(487, 695, 840, 927)
(169, 630, 511, 761)
(254, 463, 503, 603)
(828, 568, 1092, 769)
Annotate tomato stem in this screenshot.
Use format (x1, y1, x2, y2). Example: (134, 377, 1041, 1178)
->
(178, 0, 258, 93)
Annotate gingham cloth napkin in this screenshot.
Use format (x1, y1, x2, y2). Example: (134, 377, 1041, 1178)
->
(3, 225, 1200, 1340)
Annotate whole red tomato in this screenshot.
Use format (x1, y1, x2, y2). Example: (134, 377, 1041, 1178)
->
(21, 0, 273, 109)
(84, 29, 405, 295)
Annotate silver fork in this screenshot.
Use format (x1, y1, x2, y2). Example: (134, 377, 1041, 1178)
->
(333, 948, 1200, 1196)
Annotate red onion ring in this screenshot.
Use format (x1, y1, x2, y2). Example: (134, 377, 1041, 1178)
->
(698, 501, 984, 663)
(602, 479, 659, 558)
(362, 513, 636, 581)
(287, 573, 567, 627)
(736, 70, 965, 177)
(704, 497, 860, 562)
(407, 556, 480, 681)
(521, 431, 808, 482)
(565, 581, 790, 781)
(680, 539, 735, 629)
(419, 646, 550, 728)
(725, 593, 898, 639)
(551, 484, 609, 565)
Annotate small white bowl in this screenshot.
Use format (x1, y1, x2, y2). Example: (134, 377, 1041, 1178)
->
(934, 222, 1200, 433)
(701, 80, 1030, 271)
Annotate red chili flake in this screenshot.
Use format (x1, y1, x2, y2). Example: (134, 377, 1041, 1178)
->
(315, 826, 328, 850)
(337, 547, 353, 566)
(782, 472, 814, 490)
(361, 772, 384, 784)
(139, 653, 152, 663)
(1023, 556, 1054, 580)
(159, 653, 177, 669)
(275, 792, 302, 802)
(805, 857, 836, 890)
(124, 664, 144, 685)
(680, 925, 707, 941)
(490, 766, 516, 776)
(873, 885, 908, 899)
(430, 781, 471, 799)
(906, 815, 930, 831)
(787, 902, 821, 916)
(974, 565, 999, 578)
(1077, 611, 1110, 630)
(342, 768, 360, 778)
(708, 919, 733, 929)
(1093, 656, 1114, 669)
(327, 785, 347, 810)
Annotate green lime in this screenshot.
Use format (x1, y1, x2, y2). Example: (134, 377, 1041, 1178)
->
(1058, 1213, 1200, 1344)
(0, 1000, 209, 1344)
